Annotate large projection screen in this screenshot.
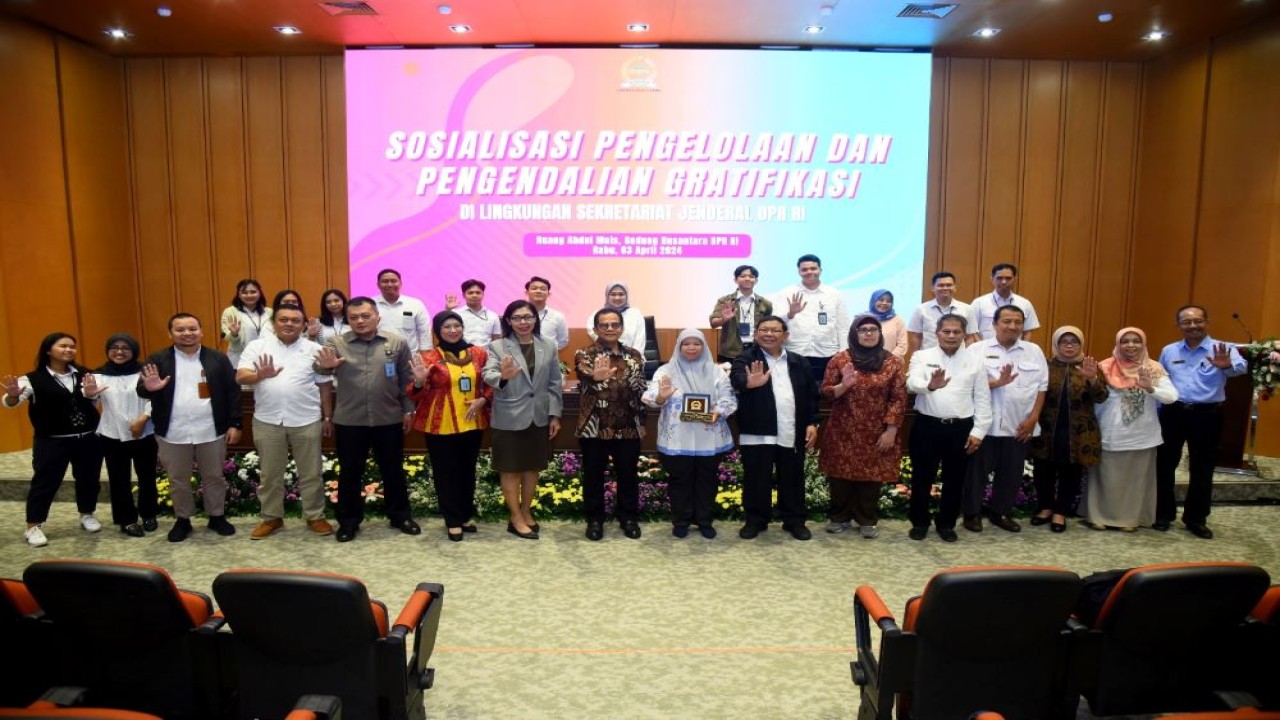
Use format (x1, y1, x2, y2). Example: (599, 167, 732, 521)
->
(346, 48, 932, 328)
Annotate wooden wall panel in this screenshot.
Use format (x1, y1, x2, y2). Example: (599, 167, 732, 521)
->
(979, 60, 1026, 280)
(282, 56, 330, 303)
(57, 37, 139, 361)
(1050, 62, 1104, 338)
(1016, 61, 1064, 327)
(244, 58, 290, 290)
(206, 57, 251, 308)
(166, 58, 218, 328)
(935, 58, 985, 295)
(1089, 63, 1141, 340)
(323, 55, 349, 293)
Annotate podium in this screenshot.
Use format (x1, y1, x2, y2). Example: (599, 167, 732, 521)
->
(1216, 371, 1258, 475)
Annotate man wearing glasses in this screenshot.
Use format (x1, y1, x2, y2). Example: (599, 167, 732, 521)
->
(730, 316, 820, 541)
(575, 308, 649, 540)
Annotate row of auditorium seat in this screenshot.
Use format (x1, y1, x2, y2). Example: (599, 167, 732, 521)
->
(0, 561, 444, 720)
(852, 562, 1279, 720)
(0, 690, 341, 720)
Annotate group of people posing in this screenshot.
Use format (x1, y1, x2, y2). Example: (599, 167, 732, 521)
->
(3, 258, 1245, 547)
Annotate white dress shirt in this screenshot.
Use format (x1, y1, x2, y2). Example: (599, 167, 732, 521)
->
(906, 345, 992, 439)
(906, 299, 978, 348)
(1095, 376, 1179, 451)
(457, 305, 501, 346)
(770, 283, 851, 358)
(739, 349, 797, 448)
(238, 335, 331, 427)
(90, 372, 154, 441)
(968, 338, 1048, 437)
(163, 349, 218, 444)
(376, 293, 432, 351)
(537, 306, 570, 350)
(971, 291, 1041, 339)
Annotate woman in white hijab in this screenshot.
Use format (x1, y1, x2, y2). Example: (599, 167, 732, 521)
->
(642, 329, 736, 539)
(586, 280, 647, 351)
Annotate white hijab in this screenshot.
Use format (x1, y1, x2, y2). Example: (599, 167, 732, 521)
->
(661, 329, 720, 396)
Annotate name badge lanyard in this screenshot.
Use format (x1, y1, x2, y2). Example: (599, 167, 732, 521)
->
(384, 347, 396, 378)
(738, 296, 755, 338)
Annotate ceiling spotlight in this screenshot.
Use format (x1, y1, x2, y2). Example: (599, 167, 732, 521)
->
(437, 4, 452, 14)
(1143, 29, 1169, 41)
(803, 25, 825, 34)
(627, 23, 649, 32)
(972, 27, 1001, 38)
(104, 28, 133, 39)
(1097, 12, 1113, 23)
(273, 26, 302, 35)
(449, 24, 472, 33)
(156, 7, 172, 18)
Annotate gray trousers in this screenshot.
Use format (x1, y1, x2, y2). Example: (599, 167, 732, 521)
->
(962, 435, 1028, 516)
(253, 418, 325, 521)
(157, 436, 228, 519)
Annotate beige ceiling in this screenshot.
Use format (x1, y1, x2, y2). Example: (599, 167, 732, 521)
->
(2, 0, 1276, 60)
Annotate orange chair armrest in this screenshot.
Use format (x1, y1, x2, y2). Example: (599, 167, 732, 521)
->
(855, 585, 896, 625)
(394, 588, 437, 632)
(1, 578, 39, 616)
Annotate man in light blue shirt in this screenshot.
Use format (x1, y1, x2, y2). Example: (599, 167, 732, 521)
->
(1154, 305, 1247, 539)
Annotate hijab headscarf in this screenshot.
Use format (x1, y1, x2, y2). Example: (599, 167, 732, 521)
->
(661, 329, 721, 397)
(431, 311, 471, 364)
(1051, 325, 1085, 364)
(868, 289, 896, 321)
(849, 314, 889, 373)
(1098, 327, 1167, 424)
(605, 281, 631, 312)
(96, 333, 142, 376)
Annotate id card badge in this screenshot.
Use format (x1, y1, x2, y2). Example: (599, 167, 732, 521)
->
(384, 361, 396, 378)
(817, 312, 829, 325)
(738, 322, 751, 338)
(459, 376, 472, 393)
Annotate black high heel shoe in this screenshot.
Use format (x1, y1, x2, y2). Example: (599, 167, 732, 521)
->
(507, 521, 538, 540)
(1029, 513, 1052, 526)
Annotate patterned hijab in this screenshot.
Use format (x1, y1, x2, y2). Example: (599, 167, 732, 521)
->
(1098, 327, 1167, 424)
(1051, 325, 1085, 364)
(661, 329, 721, 397)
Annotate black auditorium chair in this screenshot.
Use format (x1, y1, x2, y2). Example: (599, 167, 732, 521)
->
(1080, 562, 1272, 716)
(0, 576, 55, 707)
(852, 566, 1085, 720)
(0, 689, 342, 720)
(212, 569, 443, 720)
(643, 316, 660, 379)
(20, 560, 223, 720)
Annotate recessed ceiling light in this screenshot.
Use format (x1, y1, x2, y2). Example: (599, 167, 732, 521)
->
(627, 23, 649, 32)
(274, 26, 302, 35)
(156, 7, 172, 18)
(803, 25, 825, 34)
(972, 27, 1001, 38)
(449, 24, 472, 34)
(104, 28, 133, 40)
(437, 4, 452, 14)
(1097, 12, 1113, 23)
(1143, 29, 1169, 41)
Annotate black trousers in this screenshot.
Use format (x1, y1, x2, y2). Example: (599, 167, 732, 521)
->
(101, 435, 159, 525)
(908, 415, 974, 530)
(335, 423, 411, 527)
(963, 436, 1029, 516)
(27, 434, 102, 525)
(802, 356, 832, 383)
(424, 430, 482, 528)
(740, 443, 807, 528)
(1032, 459, 1084, 516)
(1156, 402, 1222, 526)
(661, 453, 720, 528)
(580, 438, 642, 523)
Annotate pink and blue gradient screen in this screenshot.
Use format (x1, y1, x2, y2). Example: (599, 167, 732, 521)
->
(345, 48, 931, 327)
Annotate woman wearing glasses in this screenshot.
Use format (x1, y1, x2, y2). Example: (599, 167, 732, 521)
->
(817, 314, 907, 539)
(483, 300, 563, 539)
(91, 333, 158, 536)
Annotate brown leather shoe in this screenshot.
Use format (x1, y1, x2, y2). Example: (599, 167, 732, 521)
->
(250, 518, 284, 540)
(989, 514, 1022, 533)
(962, 515, 983, 533)
(307, 518, 335, 536)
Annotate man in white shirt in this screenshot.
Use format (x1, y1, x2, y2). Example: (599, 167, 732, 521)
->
(905, 314, 992, 542)
(374, 268, 432, 351)
(237, 304, 335, 539)
(906, 271, 979, 353)
(771, 253, 851, 380)
(971, 263, 1041, 340)
(961, 306, 1048, 533)
(445, 279, 501, 346)
(525, 275, 569, 350)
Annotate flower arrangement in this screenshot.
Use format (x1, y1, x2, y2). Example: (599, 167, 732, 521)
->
(1241, 337, 1280, 400)
(154, 449, 1039, 521)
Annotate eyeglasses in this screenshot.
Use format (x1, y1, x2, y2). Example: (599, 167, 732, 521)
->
(1057, 338, 1081, 346)
(856, 327, 880, 334)
(108, 345, 132, 352)
(756, 327, 785, 335)
(596, 322, 622, 330)
(509, 315, 536, 322)
(440, 323, 464, 331)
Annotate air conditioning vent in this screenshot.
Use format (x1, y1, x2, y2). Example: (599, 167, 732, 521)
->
(898, 3, 958, 19)
(317, 1, 378, 17)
